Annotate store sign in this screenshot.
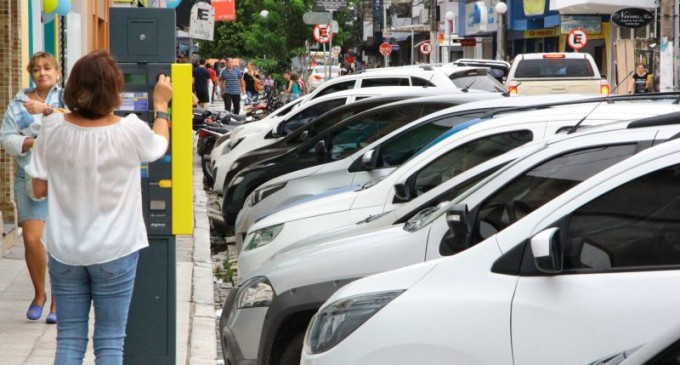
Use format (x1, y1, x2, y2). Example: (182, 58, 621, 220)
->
(465, 0, 497, 35)
(316, 0, 347, 11)
(524, 28, 556, 39)
(523, 0, 546, 16)
(560, 15, 601, 35)
(611, 8, 654, 28)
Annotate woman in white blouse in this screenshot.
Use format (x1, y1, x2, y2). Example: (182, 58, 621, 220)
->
(26, 49, 172, 364)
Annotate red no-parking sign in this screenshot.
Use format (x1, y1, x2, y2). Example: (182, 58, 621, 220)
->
(567, 28, 588, 51)
(379, 42, 392, 56)
(313, 24, 332, 44)
(419, 42, 432, 55)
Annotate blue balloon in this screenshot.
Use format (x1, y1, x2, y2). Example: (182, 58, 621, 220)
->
(165, 0, 182, 9)
(55, 0, 71, 16)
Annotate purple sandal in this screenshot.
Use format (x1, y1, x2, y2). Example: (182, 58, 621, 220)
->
(26, 303, 44, 320)
(46, 312, 57, 324)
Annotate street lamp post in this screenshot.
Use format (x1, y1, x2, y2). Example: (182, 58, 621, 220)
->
(260, 10, 269, 60)
(495, 1, 508, 61)
(442, 11, 455, 64)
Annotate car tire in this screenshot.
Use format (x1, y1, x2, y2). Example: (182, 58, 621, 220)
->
(275, 332, 304, 365)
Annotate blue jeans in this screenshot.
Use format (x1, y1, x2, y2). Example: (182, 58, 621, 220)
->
(49, 251, 139, 365)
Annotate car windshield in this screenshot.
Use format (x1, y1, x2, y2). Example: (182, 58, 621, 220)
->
(403, 141, 548, 232)
(515, 58, 595, 78)
(450, 74, 505, 92)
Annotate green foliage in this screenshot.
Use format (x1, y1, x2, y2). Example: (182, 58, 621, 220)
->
(214, 258, 236, 284)
(198, 0, 361, 74)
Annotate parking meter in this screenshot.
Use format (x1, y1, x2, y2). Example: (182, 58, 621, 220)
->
(110, 8, 193, 365)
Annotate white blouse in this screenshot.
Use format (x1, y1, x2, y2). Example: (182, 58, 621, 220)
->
(26, 113, 168, 266)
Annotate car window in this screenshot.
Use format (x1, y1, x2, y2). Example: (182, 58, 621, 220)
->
(514, 59, 595, 78)
(451, 74, 505, 92)
(560, 164, 680, 272)
(378, 111, 488, 168)
(469, 144, 638, 250)
(321, 108, 425, 161)
(281, 98, 347, 135)
(413, 131, 533, 198)
(313, 81, 355, 99)
(411, 77, 437, 87)
(361, 78, 410, 87)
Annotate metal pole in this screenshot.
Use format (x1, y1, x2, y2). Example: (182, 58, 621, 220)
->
(443, 19, 450, 64)
(383, 0, 389, 67)
(496, 13, 504, 60)
(675, 0, 679, 90)
(411, 29, 415, 65)
(328, 10, 334, 78)
(429, 0, 438, 65)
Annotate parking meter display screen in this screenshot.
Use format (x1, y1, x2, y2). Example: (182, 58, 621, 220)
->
(119, 92, 149, 112)
(124, 73, 147, 85)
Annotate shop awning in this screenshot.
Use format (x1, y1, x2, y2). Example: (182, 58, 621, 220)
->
(550, 0, 657, 14)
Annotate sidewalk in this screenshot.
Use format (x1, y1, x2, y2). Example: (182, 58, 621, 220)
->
(0, 113, 221, 365)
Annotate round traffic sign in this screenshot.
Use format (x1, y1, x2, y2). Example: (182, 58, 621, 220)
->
(379, 42, 392, 57)
(567, 28, 588, 50)
(313, 24, 332, 44)
(419, 41, 432, 55)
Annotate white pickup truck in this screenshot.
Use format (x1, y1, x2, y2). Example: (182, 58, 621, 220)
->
(506, 53, 609, 95)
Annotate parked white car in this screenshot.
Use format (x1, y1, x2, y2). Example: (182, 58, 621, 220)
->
(234, 93, 602, 246)
(211, 87, 422, 195)
(236, 100, 680, 277)
(301, 116, 680, 365)
(220, 113, 680, 365)
(307, 65, 342, 91)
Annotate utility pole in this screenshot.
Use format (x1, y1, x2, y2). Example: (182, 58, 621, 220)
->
(660, 0, 676, 91)
(429, 0, 438, 64)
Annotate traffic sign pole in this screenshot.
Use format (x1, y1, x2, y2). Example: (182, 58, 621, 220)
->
(328, 10, 334, 78)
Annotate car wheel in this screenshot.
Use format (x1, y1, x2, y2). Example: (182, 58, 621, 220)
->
(275, 332, 304, 365)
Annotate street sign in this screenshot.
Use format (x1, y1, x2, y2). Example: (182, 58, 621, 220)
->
(313, 24, 332, 44)
(460, 38, 476, 47)
(379, 42, 392, 56)
(567, 28, 588, 50)
(303, 11, 331, 25)
(316, 0, 347, 11)
(418, 41, 432, 55)
(611, 8, 653, 28)
(189, 2, 215, 41)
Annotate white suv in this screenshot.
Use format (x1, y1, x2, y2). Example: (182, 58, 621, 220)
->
(301, 117, 680, 365)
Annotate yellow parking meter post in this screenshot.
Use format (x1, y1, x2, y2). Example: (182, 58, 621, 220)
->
(171, 63, 193, 235)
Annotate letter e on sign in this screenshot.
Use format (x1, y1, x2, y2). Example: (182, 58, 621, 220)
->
(567, 28, 588, 50)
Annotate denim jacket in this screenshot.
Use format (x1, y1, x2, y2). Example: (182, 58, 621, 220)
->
(0, 87, 62, 170)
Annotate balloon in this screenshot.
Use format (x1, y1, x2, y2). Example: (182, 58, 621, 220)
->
(55, 0, 71, 16)
(42, 11, 55, 24)
(43, 0, 58, 13)
(165, 0, 182, 9)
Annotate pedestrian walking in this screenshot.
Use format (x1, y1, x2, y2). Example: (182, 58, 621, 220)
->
(193, 59, 211, 108)
(220, 58, 244, 114)
(0, 51, 63, 324)
(243, 61, 259, 101)
(25, 49, 172, 364)
(630, 63, 652, 94)
(206, 62, 218, 103)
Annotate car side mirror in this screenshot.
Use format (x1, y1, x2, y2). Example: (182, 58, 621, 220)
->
(315, 140, 327, 159)
(446, 204, 471, 237)
(361, 149, 380, 170)
(530, 227, 563, 274)
(393, 182, 412, 202)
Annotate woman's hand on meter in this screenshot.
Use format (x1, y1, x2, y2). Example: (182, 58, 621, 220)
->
(153, 74, 173, 111)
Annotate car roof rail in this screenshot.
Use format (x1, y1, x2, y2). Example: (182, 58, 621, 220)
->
(483, 92, 680, 120)
(627, 110, 680, 129)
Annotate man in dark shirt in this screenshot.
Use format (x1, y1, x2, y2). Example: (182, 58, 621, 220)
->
(193, 59, 211, 108)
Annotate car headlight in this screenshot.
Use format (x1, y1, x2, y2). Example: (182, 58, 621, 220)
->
(304, 290, 405, 354)
(244, 224, 284, 251)
(251, 182, 287, 206)
(230, 174, 244, 186)
(236, 276, 275, 309)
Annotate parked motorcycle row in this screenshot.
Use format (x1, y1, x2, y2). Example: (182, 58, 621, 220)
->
(197, 63, 680, 365)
